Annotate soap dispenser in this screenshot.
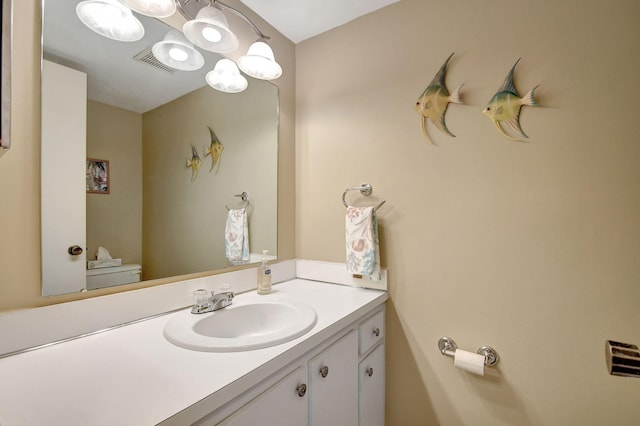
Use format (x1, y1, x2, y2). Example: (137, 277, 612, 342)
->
(257, 250, 272, 295)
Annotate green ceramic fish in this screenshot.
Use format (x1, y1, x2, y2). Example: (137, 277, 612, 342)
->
(414, 53, 463, 144)
(185, 144, 202, 181)
(483, 58, 539, 141)
(203, 126, 224, 174)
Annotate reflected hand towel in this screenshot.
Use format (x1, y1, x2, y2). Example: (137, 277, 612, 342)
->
(225, 208, 249, 264)
(345, 206, 381, 280)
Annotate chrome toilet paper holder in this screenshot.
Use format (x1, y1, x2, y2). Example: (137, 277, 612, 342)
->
(438, 337, 500, 367)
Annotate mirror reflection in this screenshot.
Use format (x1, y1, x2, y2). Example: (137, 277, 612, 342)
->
(41, 0, 278, 296)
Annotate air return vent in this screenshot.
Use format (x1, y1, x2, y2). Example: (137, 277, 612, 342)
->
(133, 47, 174, 74)
(606, 340, 640, 378)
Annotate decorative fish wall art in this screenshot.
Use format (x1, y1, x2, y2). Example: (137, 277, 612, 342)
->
(414, 52, 463, 144)
(185, 126, 225, 181)
(483, 58, 539, 141)
(204, 125, 224, 174)
(185, 144, 202, 181)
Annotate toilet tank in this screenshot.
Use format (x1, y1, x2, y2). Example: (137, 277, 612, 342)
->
(86, 264, 142, 290)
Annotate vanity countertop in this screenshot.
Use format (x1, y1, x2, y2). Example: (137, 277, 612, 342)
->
(0, 279, 387, 425)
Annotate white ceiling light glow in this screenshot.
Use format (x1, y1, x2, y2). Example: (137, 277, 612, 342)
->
(152, 30, 204, 71)
(76, 0, 144, 42)
(76, 0, 283, 94)
(177, 0, 282, 81)
(117, 0, 177, 18)
(206, 59, 248, 93)
(182, 5, 239, 54)
(238, 41, 282, 80)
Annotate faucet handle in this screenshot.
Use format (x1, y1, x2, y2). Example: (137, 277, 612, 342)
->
(193, 289, 211, 307)
(219, 284, 231, 293)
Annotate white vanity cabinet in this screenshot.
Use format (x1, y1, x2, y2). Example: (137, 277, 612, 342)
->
(207, 307, 385, 426)
(309, 330, 358, 424)
(0, 278, 388, 425)
(218, 366, 309, 426)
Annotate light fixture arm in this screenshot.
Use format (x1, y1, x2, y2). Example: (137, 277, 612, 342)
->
(212, 0, 270, 41)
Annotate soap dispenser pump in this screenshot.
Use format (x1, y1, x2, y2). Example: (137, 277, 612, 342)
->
(257, 250, 272, 295)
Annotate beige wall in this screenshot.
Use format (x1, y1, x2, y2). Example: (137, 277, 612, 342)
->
(0, 0, 295, 310)
(86, 101, 142, 266)
(296, 0, 640, 424)
(141, 82, 277, 280)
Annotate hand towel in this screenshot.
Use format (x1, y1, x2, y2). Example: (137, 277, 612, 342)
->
(225, 208, 250, 264)
(345, 206, 381, 280)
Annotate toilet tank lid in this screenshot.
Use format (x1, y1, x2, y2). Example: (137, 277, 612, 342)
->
(86, 264, 141, 276)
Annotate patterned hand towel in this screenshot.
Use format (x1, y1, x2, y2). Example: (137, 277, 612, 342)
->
(225, 208, 249, 264)
(345, 206, 381, 280)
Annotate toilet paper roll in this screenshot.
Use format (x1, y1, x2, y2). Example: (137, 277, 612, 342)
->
(454, 349, 485, 376)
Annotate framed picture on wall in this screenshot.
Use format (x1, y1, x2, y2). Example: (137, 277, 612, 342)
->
(86, 158, 110, 194)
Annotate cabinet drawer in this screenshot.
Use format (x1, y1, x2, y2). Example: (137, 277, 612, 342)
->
(358, 310, 384, 355)
(359, 344, 385, 426)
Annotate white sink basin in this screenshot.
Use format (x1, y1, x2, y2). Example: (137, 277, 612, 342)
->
(163, 298, 318, 352)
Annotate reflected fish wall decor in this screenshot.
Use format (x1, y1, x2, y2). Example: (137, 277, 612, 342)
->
(204, 125, 224, 174)
(483, 58, 539, 141)
(185, 144, 202, 181)
(414, 53, 463, 144)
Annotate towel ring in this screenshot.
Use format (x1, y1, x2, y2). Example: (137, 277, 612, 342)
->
(342, 183, 385, 212)
(225, 192, 249, 211)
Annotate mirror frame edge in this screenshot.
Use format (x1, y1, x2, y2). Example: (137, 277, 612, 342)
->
(1, 0, 12, 155)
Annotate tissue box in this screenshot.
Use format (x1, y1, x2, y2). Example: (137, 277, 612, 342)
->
(87, 258, 123, 269)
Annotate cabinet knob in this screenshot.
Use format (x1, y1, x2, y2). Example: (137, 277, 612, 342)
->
(296, 383, 307, 397)
(319, 365, 329, 378)
(366, 367, 374, 377)
(372, 327, 380, 337)
(67, 245, 83, 256)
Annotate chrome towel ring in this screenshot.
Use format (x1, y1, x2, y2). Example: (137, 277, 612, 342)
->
(225, 192, 250, 211)
(342, 183, 385, 212)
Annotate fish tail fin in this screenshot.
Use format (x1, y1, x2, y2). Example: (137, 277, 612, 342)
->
(523, 84, 539, 106)
(503, 118, 529, 141)
(493, 120, 523, 141)
(420, 117, 436, 145)
(449, 84, 464, 104)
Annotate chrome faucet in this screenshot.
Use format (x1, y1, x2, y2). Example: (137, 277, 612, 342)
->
(191, 289, 235, 314)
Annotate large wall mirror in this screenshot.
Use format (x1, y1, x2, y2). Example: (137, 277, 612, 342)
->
(41, 0, 278, 296)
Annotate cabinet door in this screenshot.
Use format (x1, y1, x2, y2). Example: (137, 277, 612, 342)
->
(309, 330, 358, 425)
(359, 343, 385, 426)
(219, 366, 308, 426)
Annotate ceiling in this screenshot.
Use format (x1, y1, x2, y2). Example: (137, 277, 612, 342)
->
(239, 0, 401, 43)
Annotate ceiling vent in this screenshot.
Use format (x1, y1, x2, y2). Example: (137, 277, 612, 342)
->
(133, 47, 175, 74)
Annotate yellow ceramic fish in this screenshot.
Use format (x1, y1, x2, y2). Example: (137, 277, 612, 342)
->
(483, 58, 539, 141)
(203, 125, 224, 174)
(185, 144, 202, 181)
(415, 53, 463, 144)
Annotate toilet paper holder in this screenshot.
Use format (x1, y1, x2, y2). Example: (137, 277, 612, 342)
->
(438, 337, 500, 367)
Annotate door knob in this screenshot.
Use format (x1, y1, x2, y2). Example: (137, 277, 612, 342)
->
(319, 365, 329, 378)
(68, 245, 83, 256)
(296, 383, 307, 397)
